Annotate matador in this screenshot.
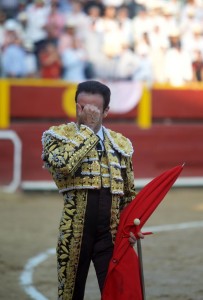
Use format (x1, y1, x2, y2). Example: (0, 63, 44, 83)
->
(41, 80, 137, 300)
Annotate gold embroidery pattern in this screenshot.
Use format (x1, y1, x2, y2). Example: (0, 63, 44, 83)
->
(57, 190, 87, 299)
(103, 127, 134, 157)
(42, 124, 98, 175)
(110, 194, 121, 242)
(120, 157, 136, 210)
(42, 124, 135, 196)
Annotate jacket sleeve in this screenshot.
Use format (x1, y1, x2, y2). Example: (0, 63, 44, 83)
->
(120, 156, 137, 211)
(42, 124, 99, 174)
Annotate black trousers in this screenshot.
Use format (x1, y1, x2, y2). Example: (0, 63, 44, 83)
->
(72, 188, 114, 300)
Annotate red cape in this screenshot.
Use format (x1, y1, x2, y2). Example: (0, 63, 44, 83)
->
(102, 165, 184, 300)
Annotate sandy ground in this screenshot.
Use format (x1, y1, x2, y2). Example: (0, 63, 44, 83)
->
(0, 187, 203, 300)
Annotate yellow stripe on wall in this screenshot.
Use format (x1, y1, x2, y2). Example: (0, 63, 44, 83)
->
(0, 79, 10, 128)
(137, 84, 152, 129)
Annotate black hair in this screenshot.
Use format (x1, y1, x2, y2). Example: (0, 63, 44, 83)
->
(75, 80, 111, 110)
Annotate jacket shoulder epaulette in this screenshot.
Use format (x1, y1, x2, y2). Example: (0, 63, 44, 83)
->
(49, 122, 77, 139)
(42, 122, 78, 144)
(103, 127, 134, 157)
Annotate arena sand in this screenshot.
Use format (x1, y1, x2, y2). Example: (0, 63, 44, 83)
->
(0, 187, 203, 300)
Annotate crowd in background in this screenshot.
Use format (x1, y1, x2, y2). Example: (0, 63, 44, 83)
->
(0, 0, 203, 86)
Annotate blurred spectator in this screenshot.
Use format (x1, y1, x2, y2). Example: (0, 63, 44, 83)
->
(102, 27, 124, 58)
(16, 12, 30, 44)
(167, 0, 181, 17)
(43, 22, 60, 45)
(58, 20, 77, 55)
(182, 23, 203, 59)
(1, 37, 26, 77)
(132, 8, 151, 42)
(83, 0, 105, 16)
(164, 29, 193, 86)
(0, 10, 6, 48)
(17, 0, 28, 14)
(95, 6, 124, 58)
(116, 5, 133, 46)
(0, 0, 202, 86)
(94, 5, 119, 34)
(24, 41, 38, 77)
(102, 0, 124, 7)
(150, 44, 168, 84)
(180, 5, 197, 39)
(136, 30, 168, 84)
(0, 0, 19, 18)
(38, 42, 61, 78)
(147, 23, 169, 51)
(83, 6, 103, 77)
(64, 2, 89, 40)
(180, 0, 199, 22)
(192, 49, 203, 81)
(57, 0, 73, 13)
(46, 1, 65, 37)
(126, 0, 146, 19)
(25, 0, 50, 44)
(135, 31, 151, 50)
(61, 37, 87, 82)
(161, 4, 178, 37)
(1, 19, 23, 50)
(115, 42, 139, 80)
(132, 44, 154, 87)
(85, 3, 103, 23)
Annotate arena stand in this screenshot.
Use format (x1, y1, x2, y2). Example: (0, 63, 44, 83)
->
(0, 79, 203, 192)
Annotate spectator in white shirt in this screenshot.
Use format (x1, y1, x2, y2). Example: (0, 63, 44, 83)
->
(25, 0, 50, 44)
(164, 29, 193, 86)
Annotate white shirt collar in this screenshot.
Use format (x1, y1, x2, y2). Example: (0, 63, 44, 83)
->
(96, 126, 104, 141)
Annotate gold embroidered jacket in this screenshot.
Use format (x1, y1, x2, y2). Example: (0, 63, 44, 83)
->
(41, 122, 136, 299)
(42, 122, 136, 203)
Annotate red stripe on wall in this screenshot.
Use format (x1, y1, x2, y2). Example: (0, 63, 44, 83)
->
(0, 122, 201, 185)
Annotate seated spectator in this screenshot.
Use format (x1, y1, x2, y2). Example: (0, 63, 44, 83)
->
(115, 42, 139, 80)
(94, 5, 118, 33)
(116, 5, 133, 46)
(1, 37, 26, 77)
(46, 1, 65, 38)
(24, 40, 38, 77)
(83, 5, 103, 76)
(132, 8, 151, 42)
(25, 0, 50, 49)
(182, 23, 203, 60)
(1, 19, 23, 50)
(164, 28, 193, 86)
(132, 44, 154, 87)
(58, 20, 77, 55)
(38, 42, 62, 79)
(61, 37, 87, 82)
(64, 2, 89, 40)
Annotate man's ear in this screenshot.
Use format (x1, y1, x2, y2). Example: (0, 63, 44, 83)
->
(76, 103, 82, 114)
(103, 106, 110, 118)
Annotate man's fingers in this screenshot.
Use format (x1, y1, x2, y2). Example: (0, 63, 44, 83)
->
(129, 232, 137, 246)
(128, 232, 144, 246)
(138, 232, 144, 239)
